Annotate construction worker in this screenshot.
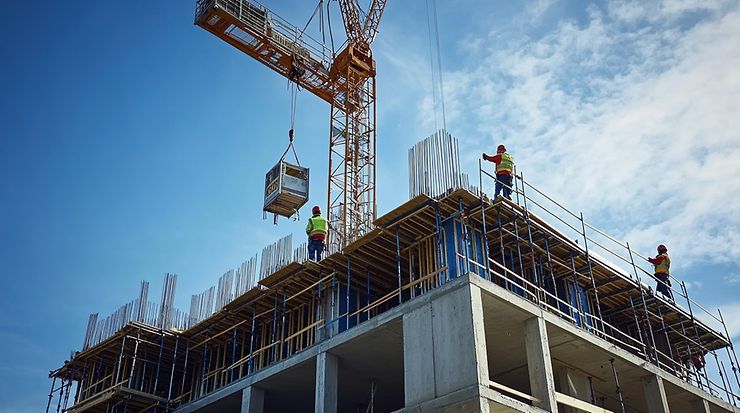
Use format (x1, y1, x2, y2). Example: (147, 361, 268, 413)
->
(648, 244, 672, 300)
(482, 144, 514, 200)
(306, 205, 327, 261)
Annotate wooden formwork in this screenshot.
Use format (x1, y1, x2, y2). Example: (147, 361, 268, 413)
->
(50, 189, 734, 412)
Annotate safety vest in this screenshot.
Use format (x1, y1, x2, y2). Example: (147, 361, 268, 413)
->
(306, 215, 327, 237)
(496, 152, 514, 174)
(655, 253, 670, 274)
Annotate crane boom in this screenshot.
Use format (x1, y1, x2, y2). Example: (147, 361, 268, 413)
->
(195, 0, 388, 251)
(363, 0, 388, 46)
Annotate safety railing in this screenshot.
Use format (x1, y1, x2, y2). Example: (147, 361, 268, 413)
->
(478, 161, 740, 406)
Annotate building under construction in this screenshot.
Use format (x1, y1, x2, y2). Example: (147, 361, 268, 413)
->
(47, 131, 740, 413)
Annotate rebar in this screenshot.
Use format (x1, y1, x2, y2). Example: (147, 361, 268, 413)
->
(408, 129, 469, 199)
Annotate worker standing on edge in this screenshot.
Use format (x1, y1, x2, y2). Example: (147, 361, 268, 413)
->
(648, 244, 672, 301)
(306, 205, 327, 261)
(482, 145, 514, 200)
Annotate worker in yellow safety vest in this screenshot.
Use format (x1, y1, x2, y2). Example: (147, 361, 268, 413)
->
(482, 144, 514, 200)
(306, 205, 327, 261)
(648, 244, 672, 301)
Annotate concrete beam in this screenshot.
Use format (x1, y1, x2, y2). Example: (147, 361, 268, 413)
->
(641, 374, 669, 413)
(315, 351, 338, 413)
(525, 316, 558, 412)
(240, 386, 264, 413)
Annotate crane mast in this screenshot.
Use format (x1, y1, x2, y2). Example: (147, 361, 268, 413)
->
(195, 0, 387, 251)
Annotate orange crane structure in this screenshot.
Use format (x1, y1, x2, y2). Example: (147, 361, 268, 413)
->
(195, 0, 388, 251)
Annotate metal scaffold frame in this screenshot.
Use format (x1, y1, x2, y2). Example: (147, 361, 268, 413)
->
(48, 161, 740, 412)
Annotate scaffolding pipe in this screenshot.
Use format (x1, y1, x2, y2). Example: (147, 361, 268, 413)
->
(636, 273, 659, 364)
(569, 254, 585, 329)
(629, 296, 647, 358)
(713, 350, 732, 404)
(114, 335, 127, 384)
(248, 307, 256, 373)
(609, 358, 626, 413)
(396, 227, 403, 303)
(720, 360, 737, 406)
(45, 376, 57, 413)
(153, 333, 165, 395)
(458, 197, 471, 276)
(347, 255, 351, 330)
(199, 342, 208, 397)
(544, 235, 560, 305)
(718, 308, 740, 391)
(478, 160, 491, 281)
(655, 304, 674, 362)
(588, 376, 595, 405)
(128, 331, 141, 389)
(435, 204, 445, 286)
(520, 172, 541, 304)
(167, 335, 179, 401)
(271, 291, 279, 363)
(496, 208, 507, 282)
(179, 339, 190, 401)
(230, 317, 238, 382)
(512, 218, 526, 292)
(580, 212, 604, 332)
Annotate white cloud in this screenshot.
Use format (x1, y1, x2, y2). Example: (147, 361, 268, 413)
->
(390, 0, 740, 269)
(725, 273, 740, 285)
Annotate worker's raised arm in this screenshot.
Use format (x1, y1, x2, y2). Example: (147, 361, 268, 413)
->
(482, 153, 501, 163)
(648, 255, 664, 265)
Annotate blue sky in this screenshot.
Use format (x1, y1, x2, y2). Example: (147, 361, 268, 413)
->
(1, 0, 739, 411)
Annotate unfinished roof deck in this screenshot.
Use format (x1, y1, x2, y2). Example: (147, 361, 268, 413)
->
(49, 187, 735, 412)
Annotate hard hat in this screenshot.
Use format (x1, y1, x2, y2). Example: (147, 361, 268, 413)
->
(657, 244, 667, 253)
(497, 144, 506, 153)
(312, 205, 321, 215)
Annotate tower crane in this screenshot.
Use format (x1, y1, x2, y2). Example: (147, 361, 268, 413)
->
(194, 0, 388, 252)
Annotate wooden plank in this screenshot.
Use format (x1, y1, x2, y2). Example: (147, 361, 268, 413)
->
(555, 392, 613, 413)
(488, 380, 538, 402)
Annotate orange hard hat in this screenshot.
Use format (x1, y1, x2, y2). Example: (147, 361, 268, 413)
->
(497, 144, 506, 152)
(657, 244, 667, 253)
(312, 205, 321, 215)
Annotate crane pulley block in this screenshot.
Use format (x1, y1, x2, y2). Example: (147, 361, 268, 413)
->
(263, 160, 309, 218)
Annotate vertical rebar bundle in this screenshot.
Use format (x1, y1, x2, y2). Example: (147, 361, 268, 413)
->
(408, 129, 470, 198)
(260, 234, 293, 279)
(215, 270, 235, 311)
(158, 273, 178, 330)
(235, 255, 259, 295)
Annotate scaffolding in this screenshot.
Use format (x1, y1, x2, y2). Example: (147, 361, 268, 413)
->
(48, 160, 740, 412)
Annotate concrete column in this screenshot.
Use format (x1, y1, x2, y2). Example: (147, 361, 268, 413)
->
(555, 366, 591, 413)
(692, 398, 711, 413)
(525, 316, 558, 412)
(315, 351, 338, 413)
(642, 374, 669, 413)
(241, 386, 265, 413)
(403, 302, 436, 405)
(402, 282, 489, 406)
(431, 283, 489, 396)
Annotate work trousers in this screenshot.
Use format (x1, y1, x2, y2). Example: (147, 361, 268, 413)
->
(655, 273, 673, 300)
(308, 238, 325, 261)
(495, 173, 513, 200)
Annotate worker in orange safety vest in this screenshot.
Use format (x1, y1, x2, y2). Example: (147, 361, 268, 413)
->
(648, 244, 672, 301)
(482, 144, 514, 200)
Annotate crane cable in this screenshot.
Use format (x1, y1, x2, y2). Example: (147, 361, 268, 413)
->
(283, 82, 301, 166)
(426, 0, 447, 132)
(282, 0, 328, 167)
